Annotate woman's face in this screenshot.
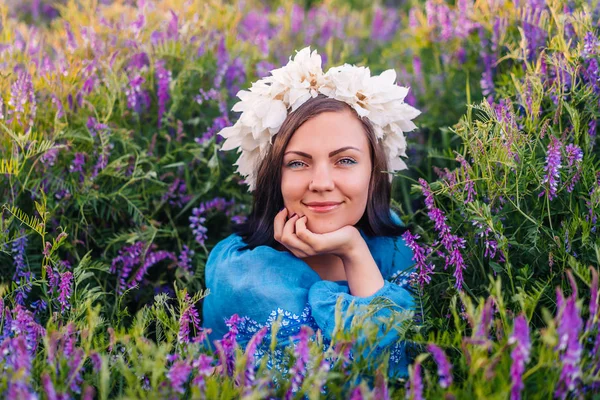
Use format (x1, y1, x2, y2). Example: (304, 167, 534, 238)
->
(281, 109, 372, 234)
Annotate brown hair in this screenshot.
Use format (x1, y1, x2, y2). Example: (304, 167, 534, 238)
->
(233, 95, 406, 249)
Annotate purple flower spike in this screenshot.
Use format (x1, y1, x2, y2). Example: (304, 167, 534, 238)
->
(8, 70, 36, 132)
(42, 373, 57, 400)
(371, 7, 400, 42)
(476, 297, 495, 339)
(555, 284, 583, 398)
(508, 314, 531, 400)
(178, 293, 202, 344)
(407, 360, 424, 400)
(58, 271, 73, 311)
(285, 326, 313, 399)
(192, 354, 214, 389)
(402, 230, 435, 289)
(427, 344, 453, 388)
(564, 143, 583, 192)
(177, 245, 195, 272)
(539, 136, 562, 200)
(168, 360, 192, 394)
(582, 31, 598, 58)
(214, 314, 243, 376)
(419, 179, 467, 290)
(349, 386, 363, 400)
(155, 60, 172, 128)
(243, 326, 268, 387)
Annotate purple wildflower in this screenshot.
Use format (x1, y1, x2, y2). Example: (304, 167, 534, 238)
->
(69, 152, 86, 182)
(437, 4, 454, 41)
(402, 231, 435, 289)
(564, 143, 583, 192)
(166, 10, 179, 40)
(457, 156, 477, 203)
(371, 7, 399, 42)
(521, 2, 547, 60)
(58, 271, 73, 311)
(476, 297, 495, 339)
(11, 305, 45, 351)
(508, 314, 531, 400)
(406, 360, 424, 400)
(125, 74, 150, 113)
(1, 336, 36, 399)
(427, 344, 453, 388)
(290, 4, 304, 34)
(11, 233, 28, 280)
(190, 197, 236, 245)
(189, 212, 208, 245)
(420, 179, 467, 290)
(162, 178, 191, 208)
(50, 93, 65, 118)
(214, 314, 242, 376)
(110, 241, 145, 294)
(238, 10, 278, 55)
(480, 52, 495, 99)
(582, 31, 597, 58)
(350, 386, 363, 400)
(8, 70, 36, 132)
(285, 326, 312, 399)
(243, 326, 269, 387)
(155, 60, 172, 128)
(195, 115, 231, 145)
(231, 214, 247, 224)
(67, 348, 85, 393)
(224, 58, 246, 97)
(177, 245, 195, 272)
(168, 360, 192, 394)
(192, 354, 214, 389)
(42, 373, 57, 400)
(127, 250, 176, 293)
(90, 352, 102, 371)
(178, 293, 202, 344)
(539, 136, 562, 200)
(64, 21, 77, 52)
(555, 277, 583, 398)
(87, 117, 112, 178)
(82, 386, 95, 400)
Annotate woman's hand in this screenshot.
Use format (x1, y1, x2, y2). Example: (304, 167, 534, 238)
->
(273, 208, 362, 259)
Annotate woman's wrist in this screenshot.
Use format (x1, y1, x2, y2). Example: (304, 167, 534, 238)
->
(340, 237, 385, 297)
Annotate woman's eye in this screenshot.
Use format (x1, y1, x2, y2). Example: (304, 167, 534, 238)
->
(286, 160, 306, 169)
(337, 157, 357, 166)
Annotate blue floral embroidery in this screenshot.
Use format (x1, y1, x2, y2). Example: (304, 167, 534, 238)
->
(235, 305, 331, 376)
(234, 302, 408, 378)
(390, 269, 413, 288)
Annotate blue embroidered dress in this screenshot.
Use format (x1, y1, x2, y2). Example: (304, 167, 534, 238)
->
(202, 216, 415, 377)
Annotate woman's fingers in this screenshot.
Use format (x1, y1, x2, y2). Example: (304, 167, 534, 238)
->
(273, 208, 288, 242)
(280, 214, 313, 256)
(294, 216, 320, 251)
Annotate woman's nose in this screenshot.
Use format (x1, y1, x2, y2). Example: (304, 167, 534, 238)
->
(308, 164, 335, 191)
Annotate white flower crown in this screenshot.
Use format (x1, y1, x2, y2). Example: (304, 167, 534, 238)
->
(218, 47, 421, 191)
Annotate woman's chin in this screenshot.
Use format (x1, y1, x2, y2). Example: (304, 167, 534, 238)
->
(306, 221, 343, 234)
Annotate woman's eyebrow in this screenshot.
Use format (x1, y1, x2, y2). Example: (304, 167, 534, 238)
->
(284, 146, 361, 159)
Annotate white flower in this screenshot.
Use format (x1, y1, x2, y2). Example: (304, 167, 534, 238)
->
(270, 47, 326, 111)
(216, 46, 421, 191)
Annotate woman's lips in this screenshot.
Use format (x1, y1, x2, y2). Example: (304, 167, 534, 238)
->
(304, 203, 342, 213)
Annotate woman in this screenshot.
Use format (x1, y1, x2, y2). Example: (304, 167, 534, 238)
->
(202, 47, 421, 378)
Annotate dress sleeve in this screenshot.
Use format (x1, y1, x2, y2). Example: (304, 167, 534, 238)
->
(307, 279, 414, 346)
